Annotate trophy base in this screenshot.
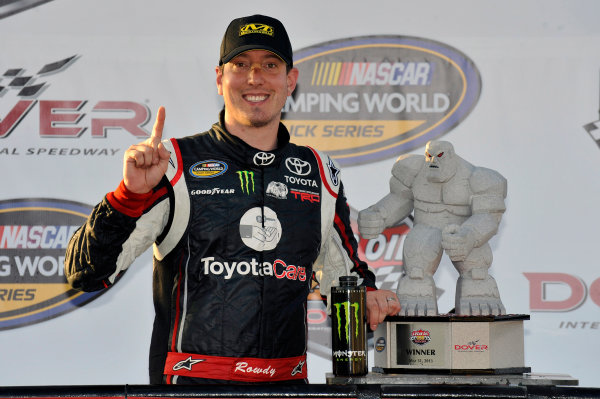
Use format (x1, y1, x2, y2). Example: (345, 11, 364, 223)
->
(373, 314, 529, 373)
(375, 366, 530, 375)
(326, 372, 579, 386)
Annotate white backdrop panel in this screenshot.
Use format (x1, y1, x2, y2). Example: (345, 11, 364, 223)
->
(0, 0, 599, 387)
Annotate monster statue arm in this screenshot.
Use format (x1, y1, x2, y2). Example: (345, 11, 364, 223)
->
(442, 167, 507, 261)
(358, 155, 422, 239)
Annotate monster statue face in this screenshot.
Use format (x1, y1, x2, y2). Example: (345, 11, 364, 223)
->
(424, 141, 457, 183)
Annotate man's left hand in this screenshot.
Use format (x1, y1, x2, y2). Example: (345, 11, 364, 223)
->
(366, 290, 401, 331)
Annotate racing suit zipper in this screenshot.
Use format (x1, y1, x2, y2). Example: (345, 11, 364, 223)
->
(258, 165, 266, 356)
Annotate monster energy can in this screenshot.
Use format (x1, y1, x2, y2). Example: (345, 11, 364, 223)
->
(331, 275, 367, 376)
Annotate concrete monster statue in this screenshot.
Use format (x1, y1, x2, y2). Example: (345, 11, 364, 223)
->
(358, 141, 507, 316)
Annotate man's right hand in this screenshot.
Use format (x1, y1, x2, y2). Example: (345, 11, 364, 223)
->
(123, 106, 171, 194)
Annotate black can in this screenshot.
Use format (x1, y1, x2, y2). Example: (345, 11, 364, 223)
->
(331, 275, 367, 376)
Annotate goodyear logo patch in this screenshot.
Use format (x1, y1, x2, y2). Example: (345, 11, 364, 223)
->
(282, 36, 482, 166)
(0, 198, 103, 330)
(189, 160, 228, 178)
(239, 23, 274, 37)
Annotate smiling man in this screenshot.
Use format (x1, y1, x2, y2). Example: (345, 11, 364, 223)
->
(217, 48, 296, 149)
(65, 14, 400, 385)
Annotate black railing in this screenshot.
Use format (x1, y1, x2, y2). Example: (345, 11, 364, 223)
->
(0, 384, 599, 399)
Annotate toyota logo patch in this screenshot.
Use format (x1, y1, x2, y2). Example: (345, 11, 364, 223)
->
(285, 157, 311, 176)
(253, 152, 275, 166)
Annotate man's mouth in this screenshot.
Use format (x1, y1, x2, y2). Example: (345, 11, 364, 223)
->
(244, 94, 268, 103)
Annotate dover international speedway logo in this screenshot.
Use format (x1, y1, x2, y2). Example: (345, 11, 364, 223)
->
(1, 55, 152, 156)
(0, 198, 105, 330)
(283, 36, 481, 166)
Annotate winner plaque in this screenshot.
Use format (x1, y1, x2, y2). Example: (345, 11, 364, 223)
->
(373, 314, 530, 374)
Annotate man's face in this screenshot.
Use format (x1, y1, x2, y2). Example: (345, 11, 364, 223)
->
(216, 50, 298, 131)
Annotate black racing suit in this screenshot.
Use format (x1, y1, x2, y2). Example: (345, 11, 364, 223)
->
(64, 112, 376, 384)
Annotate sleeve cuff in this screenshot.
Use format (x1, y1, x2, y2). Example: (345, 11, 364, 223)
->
(106, 180, 153, 218)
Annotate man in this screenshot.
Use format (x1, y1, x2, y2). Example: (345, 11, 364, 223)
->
(65, 14, 400, 385)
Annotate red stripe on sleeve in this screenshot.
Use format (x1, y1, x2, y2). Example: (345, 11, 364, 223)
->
(171, 254, 185, 352)
(334, 213, 362, 274)
(169, 138, 183, 186)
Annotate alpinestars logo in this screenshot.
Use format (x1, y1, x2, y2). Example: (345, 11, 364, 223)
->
(333, 301, 360, 343)
(291, 360, 305, 376)
(237, 171, 255, 194)
(327, 157, 340, 186)
(173, 356, 205, 371)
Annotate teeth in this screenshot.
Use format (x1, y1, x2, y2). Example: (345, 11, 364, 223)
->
(245, 95, 267, 102)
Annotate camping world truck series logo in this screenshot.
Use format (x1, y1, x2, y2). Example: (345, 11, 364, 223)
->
(283, 36, 481, 166)
(0, 198, 105, 330)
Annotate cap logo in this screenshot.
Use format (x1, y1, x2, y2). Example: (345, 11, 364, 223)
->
(239, 23, 274, 37)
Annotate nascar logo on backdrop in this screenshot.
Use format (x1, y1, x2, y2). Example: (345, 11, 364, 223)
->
(0, 198, 104, 330)
(283, 36, 482, 166)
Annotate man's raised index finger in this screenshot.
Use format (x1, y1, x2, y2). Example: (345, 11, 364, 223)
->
(151, 106, 166, 141)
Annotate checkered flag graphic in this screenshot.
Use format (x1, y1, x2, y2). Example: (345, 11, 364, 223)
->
(0, 0, 55, 20)
(0, 55, 78, 97)
(583, 119, 600, 149)
(374, 265, 404, 291)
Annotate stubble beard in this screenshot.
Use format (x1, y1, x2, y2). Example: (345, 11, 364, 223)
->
(244, 107, 281, 129)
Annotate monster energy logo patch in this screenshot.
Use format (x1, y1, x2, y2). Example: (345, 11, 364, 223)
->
(333, 301, 360, 343)
(237, 171, 255, 194)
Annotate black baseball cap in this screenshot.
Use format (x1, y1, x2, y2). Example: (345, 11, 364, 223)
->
(219, 14, 293, 67)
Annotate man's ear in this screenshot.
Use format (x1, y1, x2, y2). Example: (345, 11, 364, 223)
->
(287, 67, 299, 95)
(216, 66, 224, 95)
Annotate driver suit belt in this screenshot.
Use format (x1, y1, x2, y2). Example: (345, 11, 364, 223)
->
(164, 351, 307, 382)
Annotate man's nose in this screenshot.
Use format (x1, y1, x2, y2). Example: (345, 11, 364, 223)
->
(248, 65, 265, 84)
